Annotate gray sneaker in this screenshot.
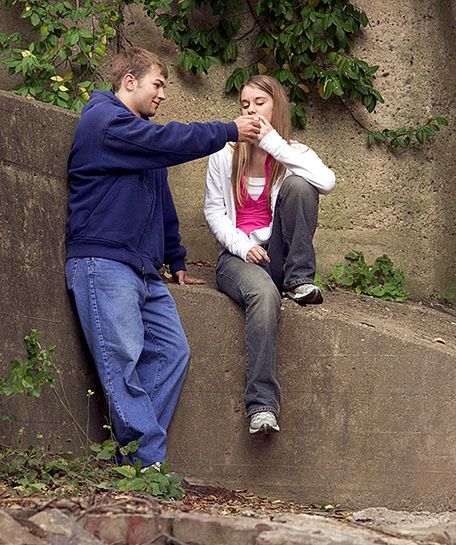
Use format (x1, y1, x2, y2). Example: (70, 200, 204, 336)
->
(249, 411, 280, 434)
(285, 283, 323, 305)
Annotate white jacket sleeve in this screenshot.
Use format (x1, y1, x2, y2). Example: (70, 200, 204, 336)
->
(204, 152, 256, 260)
(259, 130, 336, 195)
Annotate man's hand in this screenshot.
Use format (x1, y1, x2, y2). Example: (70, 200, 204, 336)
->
(172, 270, 206, 285)
(246, 245, 270, 264)
(234, 115, 261, 144)
(256, 114, 274, 141)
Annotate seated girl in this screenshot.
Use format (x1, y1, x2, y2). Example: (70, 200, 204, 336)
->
(204, 75, 335, 435)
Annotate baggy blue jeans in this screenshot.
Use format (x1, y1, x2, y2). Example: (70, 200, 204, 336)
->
(65, 257, 190, 466)
(216, 176, 319, 417)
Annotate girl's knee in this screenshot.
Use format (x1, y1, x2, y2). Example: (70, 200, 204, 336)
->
(249, 282, 281, 313)
(282, 176, 318, 199)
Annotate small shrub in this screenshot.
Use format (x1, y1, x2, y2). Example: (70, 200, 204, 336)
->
(318, 250, 407, 301)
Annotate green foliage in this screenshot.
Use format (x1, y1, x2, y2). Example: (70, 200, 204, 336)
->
(0, 444, 184, 499)
(0, 0, 122, 110)
(431, 285, 456, 306)
(0, 329, 57, 399)
(0, 330, 184, 500)
(141, 0, 447, 144)
(0, 445, 111, 495)
(113, 460, 184, 499)
(367, 116, 449, 149)
(319, 250, 407, 301)
(145, 0, 382, 125)
(0, 0, 448, 145)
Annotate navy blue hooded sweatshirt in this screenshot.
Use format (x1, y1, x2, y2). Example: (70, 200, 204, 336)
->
(66, 91, 238, 276)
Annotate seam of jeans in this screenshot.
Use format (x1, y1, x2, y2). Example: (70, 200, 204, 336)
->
(87, 259, 128, 427)
(143, 321, 164, 404)
(283, 279, 315, 290)
(69, 258, 79, 290)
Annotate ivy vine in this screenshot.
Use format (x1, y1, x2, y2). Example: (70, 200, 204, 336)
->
(0, 0, 448, 147)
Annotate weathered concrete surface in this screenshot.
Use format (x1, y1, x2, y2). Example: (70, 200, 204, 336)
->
(8, 505, 456, 545)
(0, 2, 455, 297)
(166, 273, 456, 511)
(1, 86, 456, 510)
(351, 507, 456, 543)
(0, 90, 105, 449)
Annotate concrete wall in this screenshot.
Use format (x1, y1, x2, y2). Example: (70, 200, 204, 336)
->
(1, 90, 456, 510)
(167, 280, 456, 511)
(0, 91, 105, 449)
(0, 1, 455, 297)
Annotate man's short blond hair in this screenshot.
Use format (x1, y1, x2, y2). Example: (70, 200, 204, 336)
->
(111, 47, 168, 92)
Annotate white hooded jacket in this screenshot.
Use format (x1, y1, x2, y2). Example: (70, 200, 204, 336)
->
(204, 129, 336, 261)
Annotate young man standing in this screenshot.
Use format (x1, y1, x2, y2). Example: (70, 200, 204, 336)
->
(65, 47, 260, 468)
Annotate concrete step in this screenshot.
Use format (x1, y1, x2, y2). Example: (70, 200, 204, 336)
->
(167, 266, 456, 511)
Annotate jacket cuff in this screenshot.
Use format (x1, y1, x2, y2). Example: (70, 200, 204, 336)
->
(226, 121, 238, 142)
(258, 129, 282, 153)
(240, 240, 257, 262)
(169, 259, 186, 274)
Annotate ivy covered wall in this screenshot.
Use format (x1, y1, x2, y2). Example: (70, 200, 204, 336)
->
(0, 0, 455, 297)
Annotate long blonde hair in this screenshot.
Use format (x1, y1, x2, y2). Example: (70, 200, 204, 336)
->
(231, 75, 291, 208)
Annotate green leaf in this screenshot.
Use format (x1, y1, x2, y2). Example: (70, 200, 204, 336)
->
(79, 28, 93, 39)
(119, 440, 140, 455)
(435, 117, 448, 126)
(129, 477, 147, 491)
(416, 128, 426, 144)
(96, 448, 115, 461)
(0, 415, 16, 422)
(112, 465, 137, 478)
(30, 13, 40, 27)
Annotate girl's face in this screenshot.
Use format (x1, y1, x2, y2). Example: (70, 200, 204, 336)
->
(240, 85, 273, 123)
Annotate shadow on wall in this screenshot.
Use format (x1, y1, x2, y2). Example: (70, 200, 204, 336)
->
(431, 0, 456, 289)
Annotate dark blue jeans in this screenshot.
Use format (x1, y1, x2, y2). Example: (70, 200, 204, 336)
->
(269, 175, 320, 292)
(216, 176, 319, 417)
(65, 257, 190, 466)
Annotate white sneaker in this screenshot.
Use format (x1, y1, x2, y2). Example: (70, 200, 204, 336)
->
(249, 411, 280, 434)
(285, 283, 323, 305)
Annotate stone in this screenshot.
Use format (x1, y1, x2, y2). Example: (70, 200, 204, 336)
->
(0, 511, 48, 545)
(82, 513, 171, 545)
(30, 509, 104, 545)
(172, 512, 276, 545)
(351, 507, 456, 544)
(255, 513, 420, 545)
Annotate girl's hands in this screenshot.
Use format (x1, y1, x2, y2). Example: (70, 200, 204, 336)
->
(256, 115, 274, 141)
(246, 245, 270, 264)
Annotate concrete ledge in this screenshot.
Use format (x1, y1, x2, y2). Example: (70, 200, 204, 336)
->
(167, 269, 456, 511)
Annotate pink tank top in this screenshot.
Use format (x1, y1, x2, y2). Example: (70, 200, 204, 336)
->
(236, 157, 272, 236)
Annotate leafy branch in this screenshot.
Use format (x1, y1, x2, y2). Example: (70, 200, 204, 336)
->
(0, 0, 124, 110)
(141, 0, 448, 147)
(0, 0, 448, 147)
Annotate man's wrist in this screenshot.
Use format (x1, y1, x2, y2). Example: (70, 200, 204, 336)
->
(226, 121, 238, 143)
(169, 260, 186, 274)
